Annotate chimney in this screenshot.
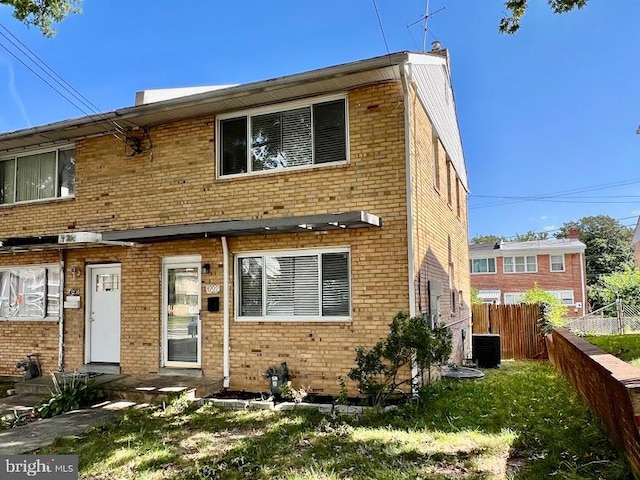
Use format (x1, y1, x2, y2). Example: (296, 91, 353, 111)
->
(568, 226, 579, 239)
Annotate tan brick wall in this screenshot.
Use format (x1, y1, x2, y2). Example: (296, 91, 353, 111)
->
(408, 86, 471, 364)
(0, 80, 469, 393)
(470, 252, 586, 317)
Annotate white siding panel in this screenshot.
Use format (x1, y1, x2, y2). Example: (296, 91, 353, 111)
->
(409, 62, 468, 190)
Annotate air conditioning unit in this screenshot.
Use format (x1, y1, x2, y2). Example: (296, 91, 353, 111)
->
(472, 334, 501, 368)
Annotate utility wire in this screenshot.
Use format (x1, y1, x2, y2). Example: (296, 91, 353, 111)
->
(0, 23, 126, 140)
(470, 177, 640, 209)
(371, 0, 391, 58)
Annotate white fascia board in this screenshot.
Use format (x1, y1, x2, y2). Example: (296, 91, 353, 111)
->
(406, 53, 447, 66)
(498, 247, 585, 256)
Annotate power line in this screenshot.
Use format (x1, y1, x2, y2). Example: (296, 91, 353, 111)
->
(470, 177, 640, 210)
(0, 22, 125, 140)
(371, 0, 391, 57)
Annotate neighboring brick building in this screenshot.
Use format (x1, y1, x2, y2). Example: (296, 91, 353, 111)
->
(0, 51, 470, 394)
(469, 235, 587, 317)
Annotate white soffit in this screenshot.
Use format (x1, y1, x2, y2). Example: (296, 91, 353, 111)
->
(407, 55, 468, 190)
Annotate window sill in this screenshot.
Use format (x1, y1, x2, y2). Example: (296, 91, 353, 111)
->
(503, 271, 538, 274)
(0, 317, 59, 322)
(235, 316, 352, 323)
(0, 196, 75, 209)
(217, 160, 349, 181)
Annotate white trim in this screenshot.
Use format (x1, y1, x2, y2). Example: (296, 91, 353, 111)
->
(470, 257, 497, 275)
(0, 263, 63, 322)
(0, 143, 74, 161)
(503, 255, 538, 274)
(161, 257, 202, 368)
(84, 263, 122, 365)
(216, 94, 349, 179)
(549, 254, 565, 272)
(235, 246, 351, 322)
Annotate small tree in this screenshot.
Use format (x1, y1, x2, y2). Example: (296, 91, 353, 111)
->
(522, 283, 567, 333)
(348, 311, 452, 407)
(471, 287, 482, 305)
(589, 267, 640, 314)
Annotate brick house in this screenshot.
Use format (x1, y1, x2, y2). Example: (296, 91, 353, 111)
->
(0, 50, 470, 394)
(469, 234, 587, 317)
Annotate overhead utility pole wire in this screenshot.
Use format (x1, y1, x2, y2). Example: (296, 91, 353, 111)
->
(371, 0, 391, 59)
(0, 24, 126, 141)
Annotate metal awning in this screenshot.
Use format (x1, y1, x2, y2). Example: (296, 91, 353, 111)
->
(0, 232, 134, 253)
(477, 290, 501, 303)
(102, 211, 381, 242)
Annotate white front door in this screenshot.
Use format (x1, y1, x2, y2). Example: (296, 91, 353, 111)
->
(162, 258, 201, 368)
(87, 265, 121, 363)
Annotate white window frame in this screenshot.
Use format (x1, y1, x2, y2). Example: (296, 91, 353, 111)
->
(235, 246, 351, 322)
(470, 257, 496, 274)
(550, 254, 565, 272)
(0, 263, 62, 322)
(217, 94, 349, 178)
(0, 144, 75, 205)
(503, 255, 538, 273)
(504, 292, 525, 305)
(549, 290, 574, 305)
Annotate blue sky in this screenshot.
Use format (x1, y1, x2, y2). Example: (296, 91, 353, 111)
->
(1, 1, 639, 240)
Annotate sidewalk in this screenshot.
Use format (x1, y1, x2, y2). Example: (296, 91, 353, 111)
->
(0, 402, 135, 455)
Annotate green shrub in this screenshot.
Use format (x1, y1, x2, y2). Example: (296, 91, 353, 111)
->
(36, 373, 104, 418)
(348, 311, 452, 407)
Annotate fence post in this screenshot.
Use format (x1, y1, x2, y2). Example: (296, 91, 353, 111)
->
(616, 296, 624, 335)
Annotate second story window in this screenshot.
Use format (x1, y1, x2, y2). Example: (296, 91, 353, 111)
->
(503, 255, 537, 273)
(0, 147, 75, 205)
(471, 258, 496, 274)
(550, 254, 565, 272)
(218, 97, 347, 177)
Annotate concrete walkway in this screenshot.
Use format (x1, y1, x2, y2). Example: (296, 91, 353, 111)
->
(0, 402, 136, 455)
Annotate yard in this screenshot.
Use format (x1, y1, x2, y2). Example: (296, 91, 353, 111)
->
(37, 361, 630, 479)
(586, 333, 640, 369)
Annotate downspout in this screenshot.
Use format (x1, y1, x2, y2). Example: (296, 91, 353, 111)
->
(579, 251, 586, 316)
(58, 249, 65, 372)
(400, 61, 418, 385)
(222, 236, 230, 388)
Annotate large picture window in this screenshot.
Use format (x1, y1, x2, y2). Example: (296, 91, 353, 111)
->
(0, 147, 75, 204)
(219, 97, 347, 176)
(470, 258, 496, 274)
(237, 248, 350, 320)
(0, 265, 61, 320)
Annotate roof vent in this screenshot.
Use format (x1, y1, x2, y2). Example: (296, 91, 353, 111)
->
(430, 40, 442, 51)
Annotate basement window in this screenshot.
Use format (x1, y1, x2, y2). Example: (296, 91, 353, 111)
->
(218, 96, 348, 177)
(236, 248, 350, 321)
(0, 265, 61, 320)
(0, 147, 75, 204)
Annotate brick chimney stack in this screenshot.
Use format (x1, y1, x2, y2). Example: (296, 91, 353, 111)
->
(568, 226, 580, 239)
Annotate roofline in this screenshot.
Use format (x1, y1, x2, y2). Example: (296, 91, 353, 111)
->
(0, 51, 425, 143)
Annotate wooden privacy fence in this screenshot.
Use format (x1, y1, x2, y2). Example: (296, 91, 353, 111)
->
(471, 304, 547, 360)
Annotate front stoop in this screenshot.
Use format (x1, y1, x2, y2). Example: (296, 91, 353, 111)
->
(13, 373, 125, 396)
(101, 375, 223, 404)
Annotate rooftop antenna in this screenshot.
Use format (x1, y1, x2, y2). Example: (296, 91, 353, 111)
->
(407, 2, 445, 52)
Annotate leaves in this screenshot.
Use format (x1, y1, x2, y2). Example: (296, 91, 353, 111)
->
(500, 0, 589, 34)
(1, 0, 82, 37)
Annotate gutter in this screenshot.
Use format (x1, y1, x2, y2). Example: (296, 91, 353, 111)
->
(222, 236, 230, 388)
(58, 250, 65, 371)
(579, 251, 586, 316)
(400, 61, 419, 387)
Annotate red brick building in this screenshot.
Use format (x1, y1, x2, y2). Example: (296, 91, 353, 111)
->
(469, 236, 587, 317)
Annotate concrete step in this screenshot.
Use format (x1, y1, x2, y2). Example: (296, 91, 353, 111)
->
(0, 393, 41, 418)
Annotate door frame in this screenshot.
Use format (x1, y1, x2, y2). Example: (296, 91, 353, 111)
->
(84, 263, 122, 365)
(161, 255, 202, 368)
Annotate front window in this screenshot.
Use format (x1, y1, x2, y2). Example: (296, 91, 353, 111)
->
(219, 97, 347, 176)
(0, 147, 75, 204)
(471, 258, 496, 274)
(550, 254, 565, 272)
(503, 255, 537, 273)
(0, 265, 61, 320)
(549, 290, 574, 305)
(237, 248, 350, 320)
(504, 292, 524, 305)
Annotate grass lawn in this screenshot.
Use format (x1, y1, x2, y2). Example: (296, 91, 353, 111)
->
(586, 333, 640, 369)
(40, 361, 630, 479)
